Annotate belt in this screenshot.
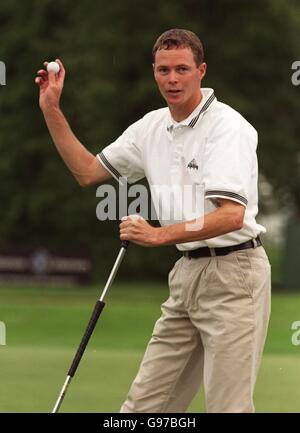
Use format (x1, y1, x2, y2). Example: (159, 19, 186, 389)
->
(182, 237, 262, 259)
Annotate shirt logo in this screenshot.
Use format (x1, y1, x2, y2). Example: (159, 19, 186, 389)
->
(187, 158, 199, 170)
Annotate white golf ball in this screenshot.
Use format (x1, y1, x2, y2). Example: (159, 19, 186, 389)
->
(47, 61, 60, 74)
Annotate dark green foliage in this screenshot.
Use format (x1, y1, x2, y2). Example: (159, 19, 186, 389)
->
(0, 0, 299, 279)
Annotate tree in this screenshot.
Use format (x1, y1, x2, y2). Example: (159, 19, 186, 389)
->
(0, 0, 299, 279)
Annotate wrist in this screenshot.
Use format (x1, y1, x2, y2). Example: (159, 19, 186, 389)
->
(153, 227, 167, 246)
(42, 103, 61, 117)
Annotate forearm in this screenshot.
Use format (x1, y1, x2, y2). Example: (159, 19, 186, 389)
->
(157, 205, 244, 246)
(42, 106, 96, 185)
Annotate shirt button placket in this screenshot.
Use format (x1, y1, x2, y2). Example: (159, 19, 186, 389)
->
(170, 128, 184, 185)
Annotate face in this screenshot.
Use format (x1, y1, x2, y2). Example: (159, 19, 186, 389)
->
(153, 47, 206, 118)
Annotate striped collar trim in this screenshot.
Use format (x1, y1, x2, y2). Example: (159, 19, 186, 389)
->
(167, 90, 216, 132)
(188, 92, 216, 128)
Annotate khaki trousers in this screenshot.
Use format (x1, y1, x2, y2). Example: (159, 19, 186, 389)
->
(120, 246, 271, 413)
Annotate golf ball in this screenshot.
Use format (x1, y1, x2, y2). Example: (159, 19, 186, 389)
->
(47, 61, 60, 74)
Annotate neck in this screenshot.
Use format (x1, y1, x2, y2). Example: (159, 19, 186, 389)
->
(169, 91, 203, 122)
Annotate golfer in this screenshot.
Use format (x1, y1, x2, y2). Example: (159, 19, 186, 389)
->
(35, 29, 271, 413)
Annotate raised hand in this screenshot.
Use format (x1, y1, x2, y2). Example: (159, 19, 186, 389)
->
(35, 59, 65, 112)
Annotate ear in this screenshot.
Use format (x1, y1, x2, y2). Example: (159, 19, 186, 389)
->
(152, 63, 158, 82)
(198, 62, 207, 80)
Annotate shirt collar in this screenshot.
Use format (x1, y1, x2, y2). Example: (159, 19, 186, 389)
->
(166, 88, 216, 132)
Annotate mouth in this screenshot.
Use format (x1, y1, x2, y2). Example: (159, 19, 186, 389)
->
(167, 89, 182, 94)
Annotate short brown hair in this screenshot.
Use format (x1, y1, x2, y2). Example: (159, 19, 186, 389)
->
(152, 29, 204, 66)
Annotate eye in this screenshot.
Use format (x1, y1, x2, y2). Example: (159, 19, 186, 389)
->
(158, 67, 169, 74)
(177, 66, 189, 73)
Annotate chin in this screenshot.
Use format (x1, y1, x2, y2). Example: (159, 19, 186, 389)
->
(166, 96, 184, 106)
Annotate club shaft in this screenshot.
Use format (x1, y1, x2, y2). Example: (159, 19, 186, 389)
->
(52, 241, 129, 413)
(100, 246, 128, 302)
(52, 375, 72, 413)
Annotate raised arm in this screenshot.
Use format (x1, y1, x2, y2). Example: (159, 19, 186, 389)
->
(35, 59, 111, 187)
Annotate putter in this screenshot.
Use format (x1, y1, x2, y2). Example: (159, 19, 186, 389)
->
(52, 240, 129, 413)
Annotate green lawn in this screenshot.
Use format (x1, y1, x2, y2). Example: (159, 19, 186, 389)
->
(1, 284, 300, 412)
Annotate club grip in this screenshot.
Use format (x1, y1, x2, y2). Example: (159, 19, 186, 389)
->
(121, 240, 130, 249)
(68, 300, 105, 377)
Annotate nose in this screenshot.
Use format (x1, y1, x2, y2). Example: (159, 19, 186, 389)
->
(168, 70, 178, 85)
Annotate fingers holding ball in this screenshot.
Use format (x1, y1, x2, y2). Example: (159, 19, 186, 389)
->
(47, 61, 60, 74)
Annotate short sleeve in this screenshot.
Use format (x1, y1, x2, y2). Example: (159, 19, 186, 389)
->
(97, 119, 145, 184)
(203, 114, 257, 208)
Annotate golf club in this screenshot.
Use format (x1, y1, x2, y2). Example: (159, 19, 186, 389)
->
(52, 240, 129, 413)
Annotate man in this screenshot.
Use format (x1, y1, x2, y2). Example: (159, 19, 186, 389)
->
(35, 29, 271, 413)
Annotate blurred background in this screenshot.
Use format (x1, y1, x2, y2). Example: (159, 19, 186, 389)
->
(1, 0, 300, 413)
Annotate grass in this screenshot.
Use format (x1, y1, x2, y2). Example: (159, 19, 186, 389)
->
(0, 284, 300, 412)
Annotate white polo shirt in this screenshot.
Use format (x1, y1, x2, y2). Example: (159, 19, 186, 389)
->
(97, 88, 266, 251)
